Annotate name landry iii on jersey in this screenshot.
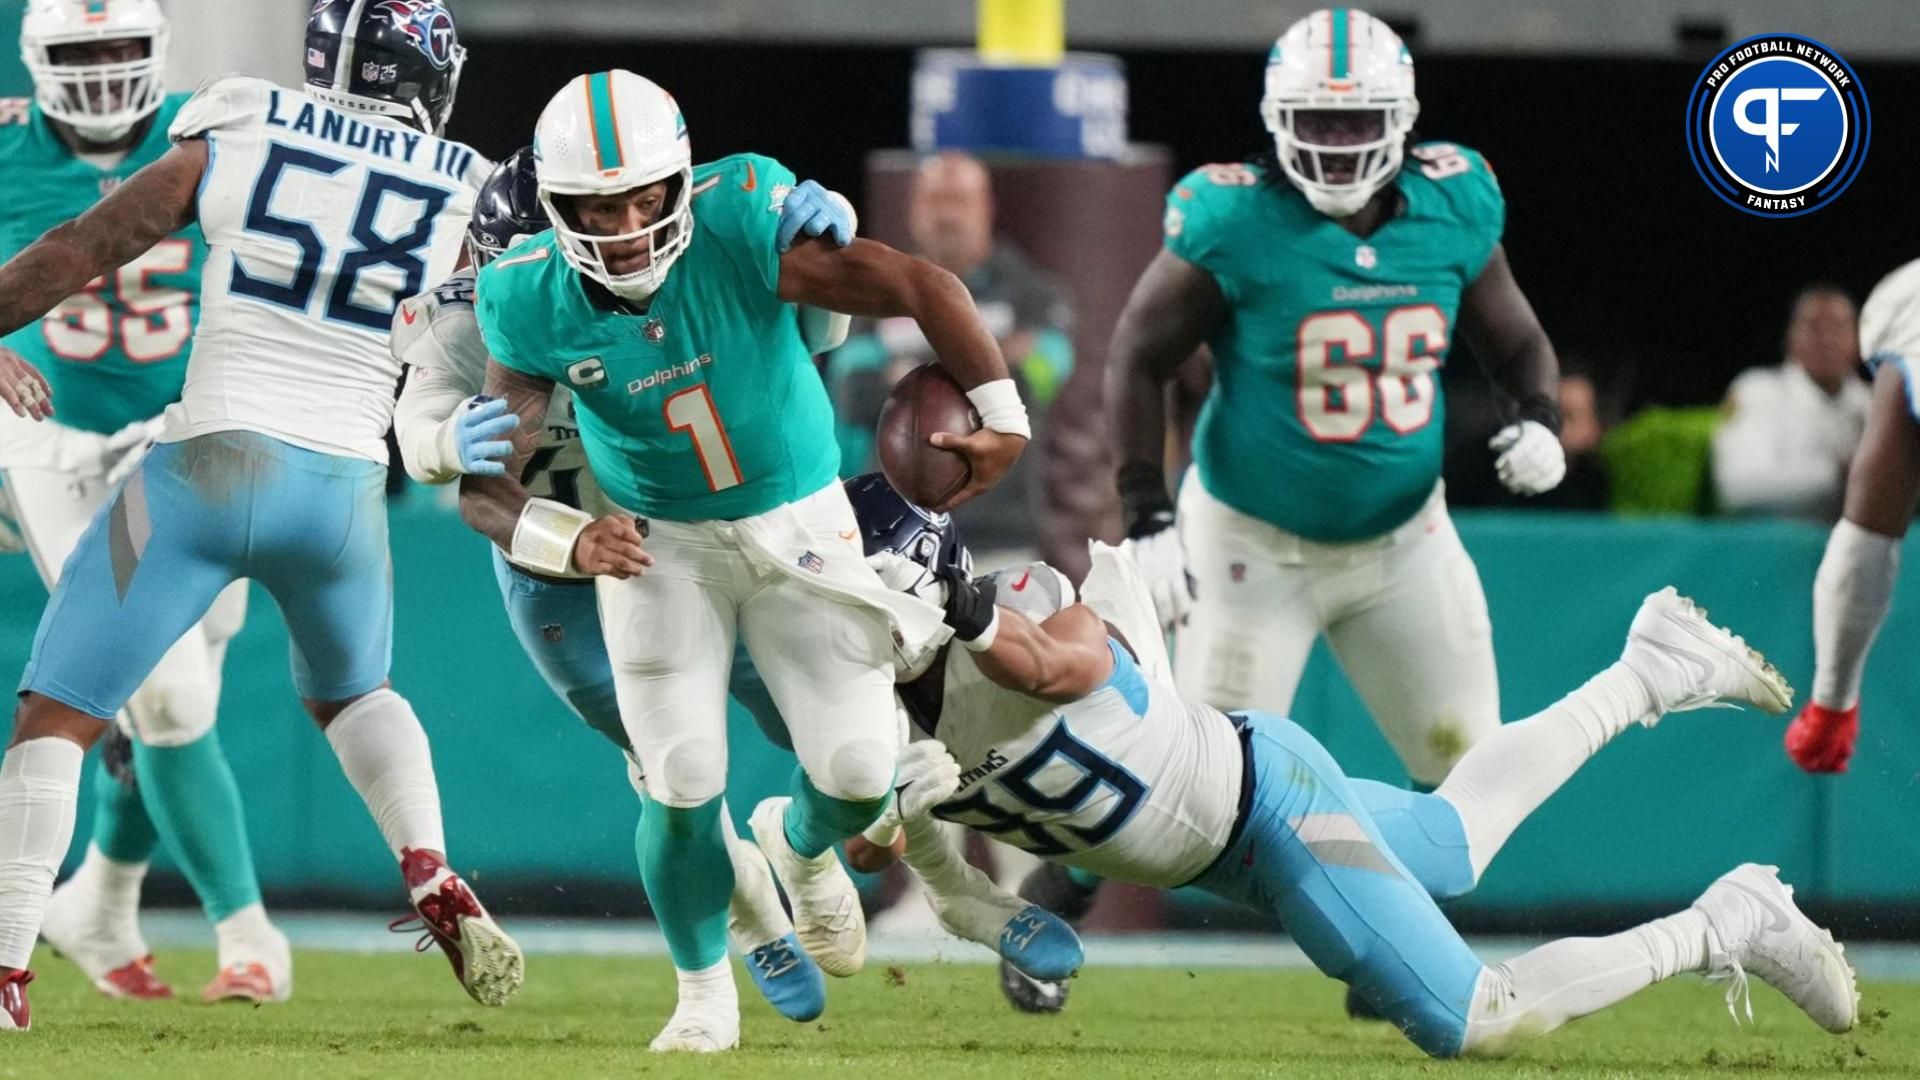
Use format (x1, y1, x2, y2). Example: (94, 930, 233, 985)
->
(0, 93, 202, 436)
(1169, 144, 1503, 541)
(478, 152, 839, 523)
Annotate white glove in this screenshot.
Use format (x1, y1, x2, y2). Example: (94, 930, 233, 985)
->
(866, 550, 950, 607)
(101, 416, 168, 486)
(0, 484, 23, 555)
(894, 739, 963, 822)
(1119, 527, 1191, 631)
(1489, 420, 1567, 496)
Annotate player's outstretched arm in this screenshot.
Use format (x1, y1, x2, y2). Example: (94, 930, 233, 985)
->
(1462, 245, 1567, 495)
(778, 237, 1025, 510)
(0, 140, 206, 340)
(459, 360, 651, 579)
(945, 570, 1115, 702)
(1106, 248, 1225, 529)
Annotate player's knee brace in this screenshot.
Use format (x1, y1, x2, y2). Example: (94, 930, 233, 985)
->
(646, 735, 728, 807)
(123, 668, 218, 748)
(814, 737, 896, 803)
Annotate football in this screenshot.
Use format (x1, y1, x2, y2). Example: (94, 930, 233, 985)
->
(876, 362, 978, 508)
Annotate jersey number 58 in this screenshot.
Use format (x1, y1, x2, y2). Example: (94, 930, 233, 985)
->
(933, 719, 1148, 857)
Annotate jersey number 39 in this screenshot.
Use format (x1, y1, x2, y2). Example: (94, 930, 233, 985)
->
(934, 719, 1148, 857)
(1296, 304, 1448, 441)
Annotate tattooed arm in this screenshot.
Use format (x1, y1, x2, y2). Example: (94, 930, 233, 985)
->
(0, 140, 207, 419)
(0, 140, 206, 336)
(458, 360, 652, 578)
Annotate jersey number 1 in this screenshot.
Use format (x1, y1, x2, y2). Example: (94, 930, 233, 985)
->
(1296, 304, 1448, 441)
(664, 385, 743, 491)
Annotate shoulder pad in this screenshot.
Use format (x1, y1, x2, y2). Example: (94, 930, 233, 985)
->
(1163, 162, 1268, 267)
(168, 74, 272, 143)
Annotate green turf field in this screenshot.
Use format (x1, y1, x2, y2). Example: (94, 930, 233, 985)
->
(3, 949, 1910, 1078)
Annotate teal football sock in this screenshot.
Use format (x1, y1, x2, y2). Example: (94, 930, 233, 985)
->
(133, 729, 261, 923)
(89, 751, 158, 865)
(783, 766, 889, 859)
(638, 794, 734, 971)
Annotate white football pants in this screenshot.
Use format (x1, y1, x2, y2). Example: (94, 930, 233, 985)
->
(1174, 477, 1499, 786)
(596, 482, 899, 808)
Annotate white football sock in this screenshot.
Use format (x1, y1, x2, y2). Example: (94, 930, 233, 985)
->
(213, 902, 275, 952)
(0, 737, 84, 968)
(1462, 909, 1709, 1055)
(1436, 663, 1651, 883)
(898, 814, 1026, 948)
(323, 689, 447, 857)
(71, 844, 148, 926)
(1812, 519, 1900, 710)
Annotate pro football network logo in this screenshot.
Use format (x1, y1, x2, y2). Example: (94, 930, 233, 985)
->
(1685, 34, 1868, 218)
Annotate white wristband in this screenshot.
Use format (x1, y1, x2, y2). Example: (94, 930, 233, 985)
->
(510, 497, 593, 576)
(961, 606, 1002, 652)
(965, 378, 1030, 440)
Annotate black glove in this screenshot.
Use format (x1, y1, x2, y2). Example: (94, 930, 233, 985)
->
(1116, 462, 1175, 540)
(935, 565, 1000, 644)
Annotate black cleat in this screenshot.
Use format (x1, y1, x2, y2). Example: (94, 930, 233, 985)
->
(1000, 958, 1069, 1013)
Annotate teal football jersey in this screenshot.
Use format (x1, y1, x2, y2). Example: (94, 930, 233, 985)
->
(0, 94, 204, 435)
(1167, 144, 1504, 541)
(478, 153, 839, 522)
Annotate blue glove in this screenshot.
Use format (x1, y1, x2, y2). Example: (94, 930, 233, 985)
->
(456, 396, 520, 477)
(776, 179, 855, 252)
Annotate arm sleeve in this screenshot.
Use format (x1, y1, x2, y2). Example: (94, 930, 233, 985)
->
(392, 300, 489, 486)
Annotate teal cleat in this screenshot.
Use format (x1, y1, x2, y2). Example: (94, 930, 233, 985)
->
(998, 905, 1083, 982)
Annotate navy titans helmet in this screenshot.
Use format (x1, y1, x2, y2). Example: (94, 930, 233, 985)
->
(467, 147, 547, 268)
(304, 0, 466, 135)
(844, 472, 971, 578)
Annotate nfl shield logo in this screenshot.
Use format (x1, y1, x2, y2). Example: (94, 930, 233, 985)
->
(1229, 562, 1247, 584)
(642, 318, 666, 343)
(797, 551, 825, 574)
(1355, 245, 1378, 269)
(541, 624, 565, 643)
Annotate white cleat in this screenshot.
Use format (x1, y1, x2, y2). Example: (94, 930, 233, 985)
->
(1692, 863, 1857, 1034)
(41, 874, 170, 1001)
(749, 797, 867, 977)
(1621, 587, 1794, 722)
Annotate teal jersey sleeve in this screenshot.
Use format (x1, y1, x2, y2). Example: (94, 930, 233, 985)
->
(1161, 163, 1270, 294)
(1402, 141, 1505, 280)
(475, 235, 567, 382)
(689, 152, 798, 297)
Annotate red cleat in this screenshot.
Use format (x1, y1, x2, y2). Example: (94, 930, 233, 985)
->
(202, 963, 280, 1004)
(389, 848, 523, 1007)
(99, 955, 172, 1001)
(0, 969, 32, 1032)
(1786, 702, 1859, 773)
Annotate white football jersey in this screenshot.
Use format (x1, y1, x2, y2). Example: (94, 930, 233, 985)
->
(1861, 257, 1920, 371)
(926, 564, 1246, 888)
(390, 270, 598, 516)
(161, 76, 488, 462)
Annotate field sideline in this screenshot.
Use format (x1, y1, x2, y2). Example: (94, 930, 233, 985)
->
(4, 949, 1913, 1079)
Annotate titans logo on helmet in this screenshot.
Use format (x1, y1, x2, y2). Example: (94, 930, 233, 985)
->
(1685, 33, 1869, 219)
(370, 0, 458, 70)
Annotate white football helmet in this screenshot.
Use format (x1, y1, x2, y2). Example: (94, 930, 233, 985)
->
(21, 0, 168, 144)
(533, 69, 693, 303)
(1260, 8, 1418, 217)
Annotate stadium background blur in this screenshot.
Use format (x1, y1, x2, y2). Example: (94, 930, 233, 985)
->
(2, 0, 1918, 945)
